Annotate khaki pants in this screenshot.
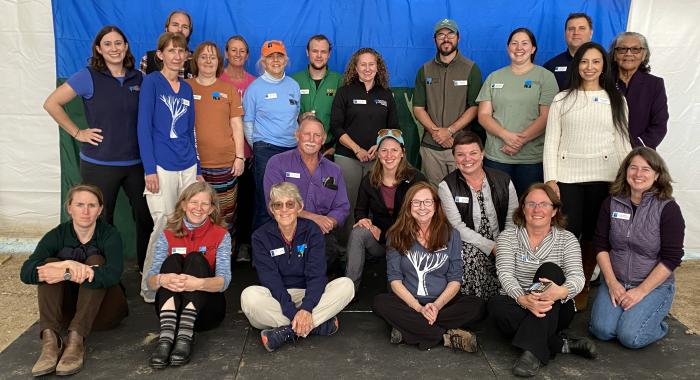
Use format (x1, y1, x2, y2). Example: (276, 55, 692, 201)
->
(240, 277, 355, 329)
(140, 164, 198, 302)
(420, 146, 455, 185)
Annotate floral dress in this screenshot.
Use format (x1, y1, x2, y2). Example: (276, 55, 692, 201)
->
(460, 189, 500, 299)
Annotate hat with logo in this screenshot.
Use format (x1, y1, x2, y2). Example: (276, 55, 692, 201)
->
(261, 40, 286, 57)
(434, 19, 459, 34)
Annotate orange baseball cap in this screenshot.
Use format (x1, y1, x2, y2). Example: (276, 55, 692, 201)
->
(261, 40, 286, 57)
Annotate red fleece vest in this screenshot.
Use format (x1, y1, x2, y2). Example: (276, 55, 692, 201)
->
(163, 219, 227, 271)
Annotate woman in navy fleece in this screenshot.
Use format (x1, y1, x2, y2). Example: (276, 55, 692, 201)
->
(138, 32, 202, 303)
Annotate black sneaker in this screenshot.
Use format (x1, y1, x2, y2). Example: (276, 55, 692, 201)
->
(260, 325, 296, 352)
(567, 337, 598, 359)
(390, 328, 403, 344)
(310, 317, 339, 336)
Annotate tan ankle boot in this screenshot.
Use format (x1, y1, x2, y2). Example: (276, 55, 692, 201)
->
(55, 330, 85, 376)
(31, 329, 62, 377)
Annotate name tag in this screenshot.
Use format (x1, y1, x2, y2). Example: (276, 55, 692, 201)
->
(491, 83, 504, 89)
(453, 80, 468, 86)
(555, 66, 568, 72)
(300, 89, 310, 95)
(182, 99, 190, 106)
(270, 247, 285, 257)
(285, 171, 301, 179)
(455, 196, 469, 204)
(353, 99, 367, 105)
(171, 247, 187, 255)
(193, 94, 202, 100)
(128, 85, 140, 92)
(593, 96, 610, 105)
(265, 93, 278, 100)
(520, 254, 540, 264)
(612, 211, 631, 220)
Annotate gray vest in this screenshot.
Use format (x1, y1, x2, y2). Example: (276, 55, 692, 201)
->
(609, 193, 672, 285)
(421, 53, 474, 148)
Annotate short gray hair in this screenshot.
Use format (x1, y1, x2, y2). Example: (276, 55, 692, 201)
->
(610, 31, 651, 73)
(268, 182, 304, 209)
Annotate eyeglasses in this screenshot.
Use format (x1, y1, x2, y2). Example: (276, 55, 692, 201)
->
(524, 201, 554, 209)
(378, 129, 403, 138)
(614, 47, 645, 54)
(197, 55, 217, 61)
(271, 200, 297, 211)
(436, 32, 457, 40)
(410, 199, 434, 208)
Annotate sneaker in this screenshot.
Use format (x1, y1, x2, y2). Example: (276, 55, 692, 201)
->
(236, 244, 251, 262)
(443, 329, 477, 353)
(310, 317, 339, 336)
(390, 328, 403, 344)
(260, 325, 296, 352)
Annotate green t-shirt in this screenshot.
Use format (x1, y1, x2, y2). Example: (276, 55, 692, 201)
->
(476, 65, 558, 164)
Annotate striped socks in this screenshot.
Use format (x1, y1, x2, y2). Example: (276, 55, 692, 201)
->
(158, 310, 177, 344)
(177, 307, 197, 341)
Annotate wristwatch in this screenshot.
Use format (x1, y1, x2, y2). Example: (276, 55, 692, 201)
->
(63, 268, 72, 281)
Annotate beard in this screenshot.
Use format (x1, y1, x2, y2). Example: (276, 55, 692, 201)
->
(310, 61, 327, 71)
(439, 42, 457, 56)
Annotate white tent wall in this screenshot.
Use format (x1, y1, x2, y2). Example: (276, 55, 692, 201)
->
(0, 0, 59, 238)
(628, 0, 700, 254)
(0, 1, 698, 252)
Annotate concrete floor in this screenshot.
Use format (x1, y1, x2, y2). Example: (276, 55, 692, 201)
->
(1, 260, 698, 379)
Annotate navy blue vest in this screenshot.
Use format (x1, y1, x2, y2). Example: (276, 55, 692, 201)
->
(81, 67, 142, 162)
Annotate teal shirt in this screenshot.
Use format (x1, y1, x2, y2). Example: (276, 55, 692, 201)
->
(476, 65, 558, 164)
(291, 67, 343, 144)
(20, 219, 124, 289)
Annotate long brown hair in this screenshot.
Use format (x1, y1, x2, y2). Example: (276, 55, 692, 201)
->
(610, 147, 674, 199)
(342, 47, 389, 89)
(512, 183, 567, 228)
(89, 25, 135, 71)
(166, 182, 225, 237)
(387, 182, 451, 253)
(369, 139, 411, 188)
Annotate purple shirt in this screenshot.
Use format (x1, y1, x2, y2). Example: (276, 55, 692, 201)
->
(615, 70, 669, 149)
(264, 148, 350, 225)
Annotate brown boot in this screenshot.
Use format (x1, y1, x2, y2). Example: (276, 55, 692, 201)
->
(55, 330, 85, 376)
(575, 240, 598, 312)
(31, 329, 62, 377)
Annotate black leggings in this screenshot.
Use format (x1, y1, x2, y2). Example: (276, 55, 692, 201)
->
(155, 253, 226, 332)
(558, 182, 609, 241)
(487, 262, 575, 364)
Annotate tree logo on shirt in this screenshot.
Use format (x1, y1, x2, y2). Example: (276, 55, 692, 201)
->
(160, 95, 189, 138)
(406, 250, 448, 296)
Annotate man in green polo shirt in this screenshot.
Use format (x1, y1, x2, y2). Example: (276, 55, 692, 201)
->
(413, 19, 483, 185)
(292, 34, 344, 157)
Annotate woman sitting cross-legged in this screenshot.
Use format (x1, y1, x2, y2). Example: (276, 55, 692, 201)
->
(146, 181, 232, 368)
(488, 183, 596, 378)
(372, 181, 486, 351)
(20, 184, 128, 377)
(240, 182, 355, 352)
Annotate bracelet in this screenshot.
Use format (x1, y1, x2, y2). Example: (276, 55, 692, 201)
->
(73, 129, 80, 138)
(235, 156, 244, 161)
(447, 126, 455, 135)
(156, 274, 162, 287)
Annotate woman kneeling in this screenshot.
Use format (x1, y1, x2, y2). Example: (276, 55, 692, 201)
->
(146, 182, 232, 368)
(21, 184, 128, 376)
(373, 182, 486, 351)
(488, 184, 596, 377)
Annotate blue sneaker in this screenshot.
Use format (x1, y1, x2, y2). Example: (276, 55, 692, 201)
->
(260, 325, 296, 352)
(310, 317, 339, 336)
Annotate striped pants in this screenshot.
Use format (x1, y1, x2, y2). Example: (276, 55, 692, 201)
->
(201, 167, 238, 236)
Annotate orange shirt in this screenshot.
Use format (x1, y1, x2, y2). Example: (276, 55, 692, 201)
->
(186, 78, 244, 168)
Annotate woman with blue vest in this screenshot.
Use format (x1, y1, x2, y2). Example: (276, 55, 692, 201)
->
(43, 25, 153, 272)
(589, 147, 685, 348)
(146, 181, 231, 368)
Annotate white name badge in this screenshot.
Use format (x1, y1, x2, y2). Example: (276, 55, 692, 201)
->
(182, 99, 190, 106)
(593, 96, 611, 105)
(453, 80, 468, 86)
(555, 66, 568, 72)
(265, 93, 278, 99)
(521, 254, 540, 264)
(171, 247, 187, 255)
(285, 171, 301, 179)
(353, 99, 367, 105)
(300, 89, 310, 95)
(491, 83, 504, 89)
(193, 94, 202, 100)
(455, 196, 470, 204)
(270, 247, 285, 257)
(612, 211, 631, 220)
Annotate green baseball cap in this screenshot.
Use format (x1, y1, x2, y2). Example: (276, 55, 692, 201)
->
(434, 18, 459, 34)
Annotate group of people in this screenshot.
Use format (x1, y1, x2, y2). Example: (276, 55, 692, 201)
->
(22, 10, 683, 378)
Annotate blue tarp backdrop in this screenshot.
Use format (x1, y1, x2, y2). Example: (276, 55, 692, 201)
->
(52, 0, 630, 85)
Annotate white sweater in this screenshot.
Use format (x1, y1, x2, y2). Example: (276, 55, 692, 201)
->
(543, 90, 632, 183)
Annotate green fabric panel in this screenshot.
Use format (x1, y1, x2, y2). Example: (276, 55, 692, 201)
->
(57, 78, 138, 259)
(391, 87, 422, 170)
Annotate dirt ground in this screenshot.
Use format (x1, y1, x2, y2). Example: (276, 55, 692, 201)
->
(0, 254, 698, 352)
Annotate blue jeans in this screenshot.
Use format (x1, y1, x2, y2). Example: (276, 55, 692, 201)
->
(483, 158, 543, 197)
(252, 142, 295, 230)
(589, 280, 675, 349)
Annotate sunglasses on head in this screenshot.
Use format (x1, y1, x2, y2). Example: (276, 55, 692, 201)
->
(378, 129, 403, 138)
